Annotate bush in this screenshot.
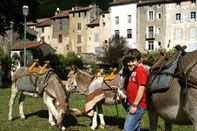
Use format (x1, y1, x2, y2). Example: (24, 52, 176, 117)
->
(0, 48, 11, 86)
(49, 52, 83, 79)
(64, 52, 83, 68)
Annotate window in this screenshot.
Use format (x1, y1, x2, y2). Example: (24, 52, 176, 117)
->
(77, 46, 81, 53)
(148, 11, 154, 20)
(158, 41, 161, 48)
(58, 34, 63, 43)
(115, 30, 120, 38)
(66, 45, 69, 50)
(128, 15, 132, 23)
(176, 1, 181, 6)
(42, 27, 44, 33)
(191, 11, 196, 20)
(176, 13, 181, 21)
(59, 19, 63, 31)
(157, 13, 161, 19)
(115, 16, 119, 25)
(148, 41, 154, 50)
(127, 29, 132, 38)
(77, 34, 81, 43)
(77, 23, 81, 30)
(41, 36, 45, 42)
(148, 26, 154, 38)
(192, 0, 196, 3)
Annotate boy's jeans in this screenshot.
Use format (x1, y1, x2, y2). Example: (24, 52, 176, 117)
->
(123, 106, 144, 131)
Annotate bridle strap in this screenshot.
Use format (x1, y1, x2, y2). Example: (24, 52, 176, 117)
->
(184, 61, 197, 77)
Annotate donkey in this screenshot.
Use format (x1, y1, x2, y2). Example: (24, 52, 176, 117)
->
(66, 69, 126, 130)
(8, 67, 71, 131)
(148, 46, 197, 131)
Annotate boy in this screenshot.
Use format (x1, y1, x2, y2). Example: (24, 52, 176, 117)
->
(124, 49, 148, 131)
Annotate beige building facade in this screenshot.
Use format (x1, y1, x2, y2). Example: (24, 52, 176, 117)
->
(86, 12, 111, 56)
(36, 18, 52, 45)
(138, 1, 166, 51)
(138, 0, 197, 51)
(51, 9, 70, 54)
(165, 0, 197, 51)
(68, 5, 102, 54)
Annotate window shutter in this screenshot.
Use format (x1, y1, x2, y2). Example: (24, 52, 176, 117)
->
(154, 41, 158, 50)
(146, 27, 149, 38)
(145, 41, 148, 50)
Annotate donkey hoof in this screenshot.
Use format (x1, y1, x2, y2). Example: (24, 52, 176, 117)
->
(90, 126, 96, 130)
(8, 117, 13, 121)
(21, 116, 26, 120)
(49, 122, 56, 127)
(61, 126, 66, 131)
(99, 124, 105, 129)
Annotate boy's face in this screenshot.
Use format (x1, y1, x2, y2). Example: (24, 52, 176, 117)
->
(127, 60, 138, 71)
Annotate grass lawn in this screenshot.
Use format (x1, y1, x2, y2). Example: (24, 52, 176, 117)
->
(0, 87, 194, 131)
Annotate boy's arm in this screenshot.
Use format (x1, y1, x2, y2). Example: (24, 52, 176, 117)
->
(133, 85, 145, 107)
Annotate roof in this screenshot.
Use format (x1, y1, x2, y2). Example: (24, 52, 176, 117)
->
(36, 18, 51, 27)
(27, 21, 37, 26)
(51, 10, 70, 19)
(12, 41, 56, 59)
(137, 0, 190, 6)
(12, 41, 42, 50)
(110, 0, 137, 6)
(69, 6, 93, 13)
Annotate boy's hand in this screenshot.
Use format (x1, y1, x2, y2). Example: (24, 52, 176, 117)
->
(129, 105, 137, 114)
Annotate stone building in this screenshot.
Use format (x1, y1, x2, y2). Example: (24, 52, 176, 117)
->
(68, 5, 101, 53)
(51, 9, 70, 54)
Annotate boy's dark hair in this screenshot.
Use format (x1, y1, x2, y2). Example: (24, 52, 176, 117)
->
(127, 49, 141, 61)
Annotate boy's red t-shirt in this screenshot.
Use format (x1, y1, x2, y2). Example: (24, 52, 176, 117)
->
(127, 64, 148, 109)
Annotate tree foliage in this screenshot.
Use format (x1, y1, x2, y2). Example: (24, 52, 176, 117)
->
(100, 37, 128, 66)
(0, 0, 39, 36)
(0, 47, 11, 83)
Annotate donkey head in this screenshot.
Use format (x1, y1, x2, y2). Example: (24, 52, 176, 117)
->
(65, 70, 78, 92)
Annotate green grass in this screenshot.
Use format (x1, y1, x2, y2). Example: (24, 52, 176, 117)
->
(0, 88, 194, 131)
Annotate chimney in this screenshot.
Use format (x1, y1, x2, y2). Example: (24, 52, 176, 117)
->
(55, 8, 60, 15)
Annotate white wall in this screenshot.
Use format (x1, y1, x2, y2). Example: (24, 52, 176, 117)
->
(110, 3, 137, 48)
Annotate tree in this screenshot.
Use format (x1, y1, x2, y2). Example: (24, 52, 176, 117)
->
(0, 0, 39, 36)
(100, 37, 128, 66)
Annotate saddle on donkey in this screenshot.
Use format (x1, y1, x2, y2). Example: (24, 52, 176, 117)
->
(148, 46, 185, 93)
(12, 59, 51, 95)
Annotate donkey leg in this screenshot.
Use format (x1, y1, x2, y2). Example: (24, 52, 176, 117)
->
(148, 108, 158, 131)
(43, 92, 65, 129)
(90, 110, 98, 130)
(43, 93, 60, 123)
(8, 82, 18, 121)
(18, 92, 26, 119)
(97, 103, 105, 129)
(48, 109, 56, 126)
(165, 121, 172, 131)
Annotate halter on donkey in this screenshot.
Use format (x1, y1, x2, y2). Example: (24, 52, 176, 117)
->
(8, 65, 69, 131)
